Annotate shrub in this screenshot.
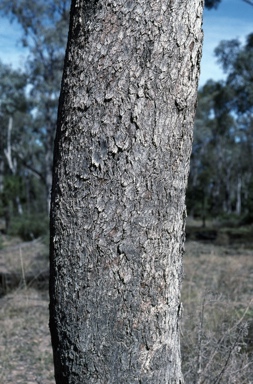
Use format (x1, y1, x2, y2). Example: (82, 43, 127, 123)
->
(8, 214, 49, 241)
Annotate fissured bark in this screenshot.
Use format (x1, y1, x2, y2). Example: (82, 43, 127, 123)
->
(50, 1, 204, 383)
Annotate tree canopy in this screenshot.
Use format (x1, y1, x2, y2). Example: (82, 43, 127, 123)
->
(188, 33, 253, 223)
(205, 0, 253, 9)
(0, 0, 253, 235)
(0, 0, 70, 235)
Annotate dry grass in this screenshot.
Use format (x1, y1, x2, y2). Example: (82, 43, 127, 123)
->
(0, 236, 53, 383)
(183, 241, 253, 304)
(0, 233, 252, 383)
(0, 288, 54, 384)
(0, 235, 48, 287)
(182, 241, 253, 383)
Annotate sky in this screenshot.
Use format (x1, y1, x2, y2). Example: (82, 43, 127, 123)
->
(200, 0, 253, 85)
(0, 17, 29, 69)
(0, 0, 252, 87)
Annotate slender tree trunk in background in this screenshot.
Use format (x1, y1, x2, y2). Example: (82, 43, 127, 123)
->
(236, 176, 242, 215)
(4, 117, 23, 216)
(50, 1, 203, 383)
(0, 159, 4, 195)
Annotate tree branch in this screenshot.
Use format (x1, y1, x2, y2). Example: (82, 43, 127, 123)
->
(17, 154, 46, 184)
(242, 0, 253, 6)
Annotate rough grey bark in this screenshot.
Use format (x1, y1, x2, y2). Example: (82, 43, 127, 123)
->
(50, 1, 204, 383)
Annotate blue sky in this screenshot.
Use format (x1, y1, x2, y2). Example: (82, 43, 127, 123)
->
(200, 0, 253, 85)
(0, 0, 252, 87)
(0, 17, 29, 69)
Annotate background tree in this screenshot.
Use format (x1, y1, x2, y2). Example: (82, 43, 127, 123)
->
(49, 0, 204, 382)
(0, 60, 51, 237)
(205, 0, 253, 8)
(0, 0, 70, 212)
(0, 62, 29, 230)
(216, 33, 253, 220)
(187, 33, 253, 223)
(0, 0, 250, 228)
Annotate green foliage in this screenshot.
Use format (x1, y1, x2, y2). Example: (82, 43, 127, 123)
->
(0, 62, 30, 159)
(8, 214, 49, 241)
(188, 33, 253, 220)
(214, 39, 241, 73)
(205, 0, 222, 9)
(0, 1, 70, 223)
(0, 62, 27, 114)
(0, 0, 253, 226)
(204, 0, 253, 9)
(2, 175, 25, 205)
(215, 33, 253, 115)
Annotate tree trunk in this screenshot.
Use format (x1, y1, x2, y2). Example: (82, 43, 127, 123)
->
(45, 146, 53, 214)
(236, 176, 242, 215)
(50, 1, 203, 383)
(4, 117, 23, 215)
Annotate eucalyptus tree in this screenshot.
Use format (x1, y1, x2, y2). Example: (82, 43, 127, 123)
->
(50, 0, 204, 382)
(187, 81, 216, 221)
(215, 33, 253, 216)
(0, 61, 29, 227)
(188, 79, 246, 218)
(0, 0, 233, 215)
(188, 33, 253, 220)
(0, 0, 70, 211)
